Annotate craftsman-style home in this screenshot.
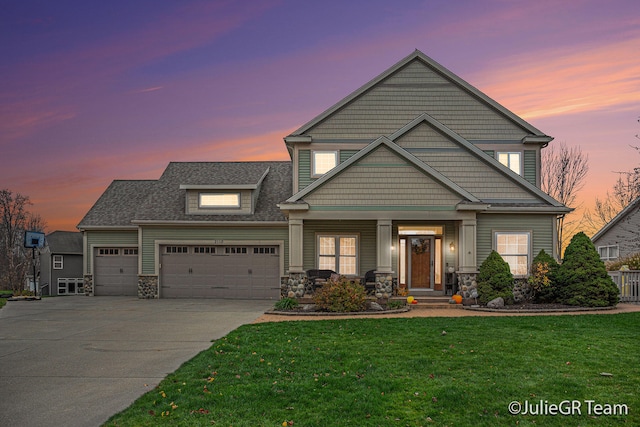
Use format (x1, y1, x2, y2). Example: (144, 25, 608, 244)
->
(78, 50, 569, 299)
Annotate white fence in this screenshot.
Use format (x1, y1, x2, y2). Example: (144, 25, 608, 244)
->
(608, 270, 640, 303)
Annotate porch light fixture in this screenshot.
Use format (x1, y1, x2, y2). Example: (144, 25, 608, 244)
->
(449, 242, 455, 252)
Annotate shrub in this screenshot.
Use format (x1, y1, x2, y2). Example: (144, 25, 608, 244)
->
(386, 300, 406, 310)
(274, 297, 299, 311)
(529, 249, 560, 303)
(556, 232, 619, 307)
(313, 277, 367, 312)
(606, 252, 640, 271)
(477, 250, 514, 305)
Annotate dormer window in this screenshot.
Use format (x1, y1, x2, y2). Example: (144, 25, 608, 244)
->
(497, 152, 521, 175)
(199, 193, 240, 208)
(313, 151, 338, 176)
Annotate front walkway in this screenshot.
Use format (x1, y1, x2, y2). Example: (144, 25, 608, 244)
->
(253, 303, 640, 323)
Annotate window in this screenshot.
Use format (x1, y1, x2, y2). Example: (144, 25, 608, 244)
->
(318, 235, 357, 275)
(497, 152, 521, 175)
(165, 246, 188, 254)
(199, 193, 240, 208)
(53, 255, 63, 270)
(598, 245, 619, 260)
(194, 246, 216, 254)
(123, 248, 138, 255)
(99, 248, 120, 255)
(225, 247, 247, 254)
(495, 232, 530, 276)
(253, 247, 276, 254)
(312, 151, 338, 176)
(58, 278, 83, 295)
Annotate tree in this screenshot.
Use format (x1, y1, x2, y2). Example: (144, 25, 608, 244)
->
(584, 118, 640, 232)
(0, 189, 47, 293)
(555, 232, 618, 307)
(477, 250, 514, 305)
(541, 141, 589, 257)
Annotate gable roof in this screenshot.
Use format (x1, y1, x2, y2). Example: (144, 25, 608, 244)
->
(286, 114, 570, 212)
(287, 49, 551, 142)
(286, 135, 480, 204)
(45, 231, 83, 254)
(592, 196, 640, 242)
(391, 114, 568, 209)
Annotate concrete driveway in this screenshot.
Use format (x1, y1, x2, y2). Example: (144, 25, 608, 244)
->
(0, 296, 272, 427)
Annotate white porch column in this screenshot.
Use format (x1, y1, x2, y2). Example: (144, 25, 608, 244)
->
(288, 219, 304, 273)
(459, 219, 477, 272)
(376, 219, 393, 273)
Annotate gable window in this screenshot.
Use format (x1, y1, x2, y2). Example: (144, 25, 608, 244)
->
(312, 151, 338, 176)
(53, 255, 63, 270)
(199, 193, 240, 208)
(598, 245, 619, 261)
(318, 235, 357, 275)
(497, 152, 521, 175)
(495, 231, 530, 276)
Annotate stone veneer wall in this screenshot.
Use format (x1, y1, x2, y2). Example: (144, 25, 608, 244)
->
(374, 273, 394, 298)
(456, 271, 478, 299)
(138, 275, 158, 299)
(282, 273, 311, 298)
(83, 275, 93, 296)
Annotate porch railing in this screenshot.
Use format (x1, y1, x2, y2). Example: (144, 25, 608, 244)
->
(608, 270, 640, 303)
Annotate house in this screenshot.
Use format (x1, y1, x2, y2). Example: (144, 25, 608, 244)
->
(78, 50, 570, 300)
(592, 196, 640, 261)
(40, 231, 84, 296)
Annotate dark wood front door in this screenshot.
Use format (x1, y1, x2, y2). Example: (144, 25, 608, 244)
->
(409, 237, 431, 289)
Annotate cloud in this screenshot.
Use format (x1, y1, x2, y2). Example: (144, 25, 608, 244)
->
(473, 28, 640, 119)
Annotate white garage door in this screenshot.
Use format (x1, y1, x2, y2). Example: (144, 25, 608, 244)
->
(160, 245, 280, 299)
(93, 248, 138, 296)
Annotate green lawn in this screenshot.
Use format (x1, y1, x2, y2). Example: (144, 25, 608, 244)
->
(105, 313, 639, 426)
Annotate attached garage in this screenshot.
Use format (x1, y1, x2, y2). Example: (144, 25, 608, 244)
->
(93, 248, 138, 296)
(160, 244, 280, 299)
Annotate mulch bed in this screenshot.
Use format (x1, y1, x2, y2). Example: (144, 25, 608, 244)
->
(465, 303, 616, 313)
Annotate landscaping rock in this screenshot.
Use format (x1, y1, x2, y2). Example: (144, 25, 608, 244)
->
(302, 304, 317, 312)
(368, 301, 384, 311)
(487, 297, 505, 308)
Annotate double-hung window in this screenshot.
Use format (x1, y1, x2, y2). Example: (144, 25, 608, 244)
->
(495, 231, 530, 276)
(497, 152, 521, 175)
(53, 255, 63, 270)
(598, 245, 619, 260)
(318, 235, 357, 275)
(312, 151, 338, 176)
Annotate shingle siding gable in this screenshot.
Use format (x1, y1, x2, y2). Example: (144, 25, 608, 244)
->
(305, 59, 529, 141)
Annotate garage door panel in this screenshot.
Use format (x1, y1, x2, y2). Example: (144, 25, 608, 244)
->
(160, 245, 279, 299)
(94, 249, 138, 296)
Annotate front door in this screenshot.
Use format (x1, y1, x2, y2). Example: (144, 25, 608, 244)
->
(408, 236, 433, 289)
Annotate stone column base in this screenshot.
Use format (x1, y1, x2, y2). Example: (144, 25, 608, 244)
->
(83, 275, 93, 296)
(456, 271, 478, 298)
(282, 272, 309, 298)
(138, 275, 158, 299)
(374, 273, 394, 299)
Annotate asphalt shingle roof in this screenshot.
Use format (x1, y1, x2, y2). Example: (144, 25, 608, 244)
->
(78, 162, 292, 228)
(45, 231, 83, 254)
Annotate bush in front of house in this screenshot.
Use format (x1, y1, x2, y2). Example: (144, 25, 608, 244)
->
(477, 250, 514, 305)
(274, 297, 299, 311)
(529, 249, 560, 303)
(313, 276, 367, 312)
(555, 232, 619, 307)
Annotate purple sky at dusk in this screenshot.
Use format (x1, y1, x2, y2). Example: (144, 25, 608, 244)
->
(2, 0, 639, 232)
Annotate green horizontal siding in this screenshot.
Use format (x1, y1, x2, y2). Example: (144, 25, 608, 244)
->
(302, 220, 376, 274)
(298, 149, 312, 190)
(340, 150, 358, 162)
(476, 214, 555, 265)
(141, 226, 288, 274)
(524, 150, 536, 186)
(85, 230, 138, 273)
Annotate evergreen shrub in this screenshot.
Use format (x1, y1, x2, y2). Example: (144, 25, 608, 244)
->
(477, 250, 514, 305)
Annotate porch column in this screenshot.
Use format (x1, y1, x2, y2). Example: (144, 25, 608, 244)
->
(376, 220, 393, 273)
(459, 219, 477, 272)
(289, 219, 304, 273)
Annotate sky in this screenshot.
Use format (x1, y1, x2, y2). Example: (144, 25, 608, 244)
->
(2, 0, 639, 233)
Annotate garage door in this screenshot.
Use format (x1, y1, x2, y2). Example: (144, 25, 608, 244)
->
(93, 248, 138, 296)
(160, 245, 280, 299)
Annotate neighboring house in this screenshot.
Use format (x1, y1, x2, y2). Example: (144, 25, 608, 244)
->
(78, 50, 569, 300)
(592, 196, 640, 261)
(40, 231, 84, 296)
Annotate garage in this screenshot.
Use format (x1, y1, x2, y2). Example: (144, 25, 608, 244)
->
(93, 248, 138, 296)
(160, 245, 280, 299)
